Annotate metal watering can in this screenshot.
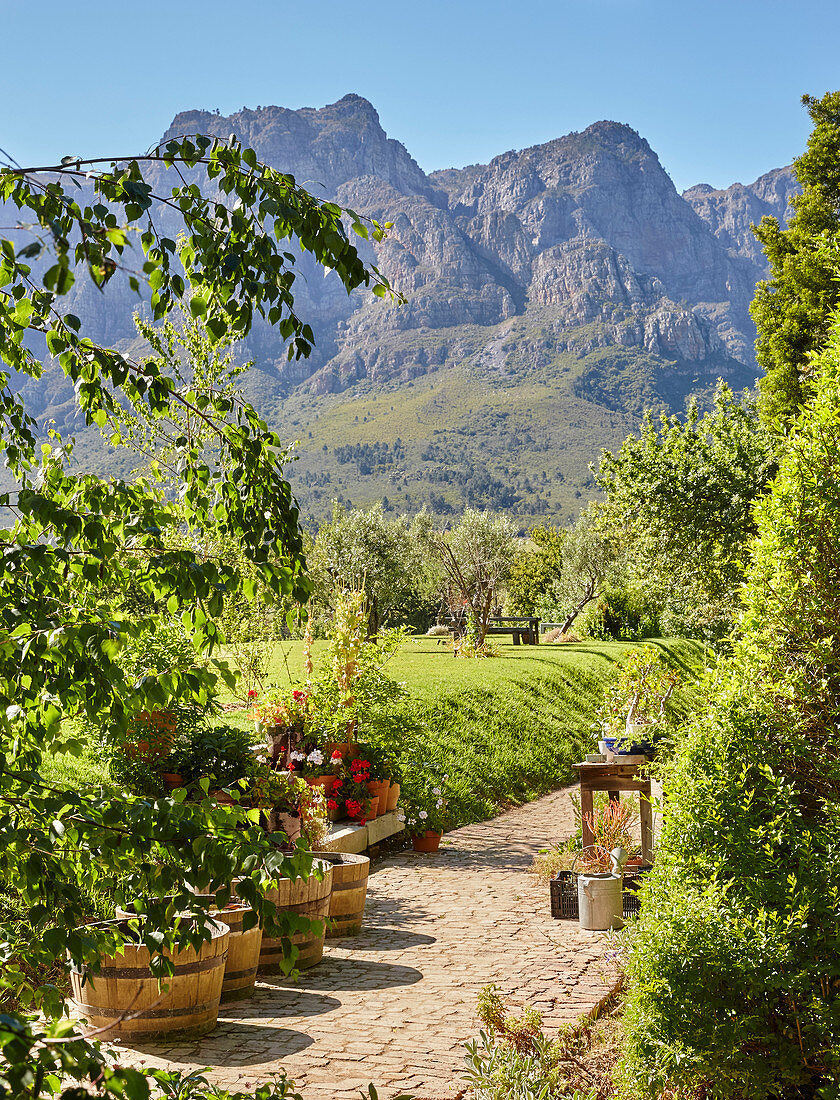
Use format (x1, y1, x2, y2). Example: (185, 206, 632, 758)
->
(578, 846, 627, 931)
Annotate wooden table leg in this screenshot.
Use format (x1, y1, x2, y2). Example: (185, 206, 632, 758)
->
(639, 782, 653, 862)
(580, 784, 594, 850)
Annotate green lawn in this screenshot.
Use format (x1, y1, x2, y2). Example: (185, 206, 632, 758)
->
(257, 634, 706, 826)
(42, 635, 708, 830)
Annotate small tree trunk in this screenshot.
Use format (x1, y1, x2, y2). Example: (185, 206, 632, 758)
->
(367, 594, 379, 640)
(559, 577, 597, 634)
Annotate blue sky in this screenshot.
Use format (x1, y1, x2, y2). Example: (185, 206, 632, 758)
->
(1, 0, 837, 192)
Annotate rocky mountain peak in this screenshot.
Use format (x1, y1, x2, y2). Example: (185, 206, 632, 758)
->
(165, 95, 433, 201)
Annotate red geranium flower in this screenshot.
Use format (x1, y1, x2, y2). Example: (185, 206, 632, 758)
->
(287, 762, 295, 771)
(327, 799, 338, 810)
(332, 779, 342, 792)
(353, 775, 364, 783)
(247, 689, 258, 700)
(331, 750, 343, 761)
(292, 690, 305, 701)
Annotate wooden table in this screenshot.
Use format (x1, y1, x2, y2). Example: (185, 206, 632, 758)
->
(572, 760, 654, 862)
(486, 616, 540, 645)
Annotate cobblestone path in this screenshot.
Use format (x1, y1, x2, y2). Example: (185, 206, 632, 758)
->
(119, 787, 621, 1100)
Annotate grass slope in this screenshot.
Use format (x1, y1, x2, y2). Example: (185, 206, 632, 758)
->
(265, 634, 707, 827)
(42, 637, 707, 831)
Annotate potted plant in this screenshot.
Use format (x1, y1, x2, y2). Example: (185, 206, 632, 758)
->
(357, 742, 394, 816)
(594, 647, 679, 756)
(285, 743, 340, 794)
(248, 768, 303, 844)
(248, 685, 312, 765)
(171, 723, 258, 797)
(399, 782, 449, 852)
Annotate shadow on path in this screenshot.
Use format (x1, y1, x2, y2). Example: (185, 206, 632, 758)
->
(226, 989, 341, 1019)
(126, 1023, 314, 1066)
(338, 927, 437, 951)
(267, 957, 424, 993)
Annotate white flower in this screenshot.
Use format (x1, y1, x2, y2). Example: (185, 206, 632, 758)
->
(307, 749, 324, 766)
(419, 810, 428, 820)
(432, 787, 441, 796)
(396, 813, 406, 822)
(443, 774, 449, 780)
(290, 750, 306, 762)
(436, 800, 444, 809)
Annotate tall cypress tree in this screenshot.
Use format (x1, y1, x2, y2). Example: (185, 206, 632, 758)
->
(752, 91, 840, 425)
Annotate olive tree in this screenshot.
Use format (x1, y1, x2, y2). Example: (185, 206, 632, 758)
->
(432, 509, 519, 646)
(309, 502, 435, 635)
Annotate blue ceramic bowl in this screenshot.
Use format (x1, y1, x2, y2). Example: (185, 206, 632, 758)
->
(602, 736, 656, 756)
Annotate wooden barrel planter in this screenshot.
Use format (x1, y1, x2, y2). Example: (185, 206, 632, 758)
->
(257, 861, 333, 974)
(116, 897, 261, 1004)
(314, 852, 371, 937)
(69, 919, 229, 1042)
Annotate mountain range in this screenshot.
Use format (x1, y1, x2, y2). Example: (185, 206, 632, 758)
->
(10, 95, 797, 525)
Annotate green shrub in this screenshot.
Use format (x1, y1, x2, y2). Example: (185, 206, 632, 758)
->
(578, 585, 659, 640)
(620, 318, 840, 1098)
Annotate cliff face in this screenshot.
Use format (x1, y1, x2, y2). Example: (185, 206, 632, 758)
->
(683, 166, 797, 266)
(4, 96, 796, 522)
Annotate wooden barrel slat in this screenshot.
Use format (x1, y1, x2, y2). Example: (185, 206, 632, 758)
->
(116, 898, 262, 1004)
(258, 862, 332, 974)
(313, 852, 370, 938)
(70, 920, 228, 1042)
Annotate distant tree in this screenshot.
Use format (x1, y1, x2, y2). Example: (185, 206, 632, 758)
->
(595, 383, 776, 639)
(752, 91, 840, 425)
(311, 502, 436, 635)
(506, 524, 566, 616)
(547, 506, 620, 633)
(432, 509, 519, 647)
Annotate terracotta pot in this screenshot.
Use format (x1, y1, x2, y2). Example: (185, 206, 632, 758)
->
(209, 790, 238, 806)
(125, 709, 177, 760)
(326, 741, 359, 761)
(365, 780, 388, 818)
(377, 779, 391, 812)
(385, 781, 400, 813)
(271, 811, 302, 844)
(161, 772, 183, 791)
(412, 830, 442, 853)
(305, 775, 335, 794)
(364, 795, 380, 822)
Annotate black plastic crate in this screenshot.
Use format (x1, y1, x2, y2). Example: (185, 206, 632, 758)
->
(549, 866, 651, 920)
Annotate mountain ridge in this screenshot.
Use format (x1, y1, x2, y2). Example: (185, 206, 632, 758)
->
(4, 95, 796, 525)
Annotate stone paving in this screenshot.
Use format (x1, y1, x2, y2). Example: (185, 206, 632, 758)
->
(116, 787, 621, 1099)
